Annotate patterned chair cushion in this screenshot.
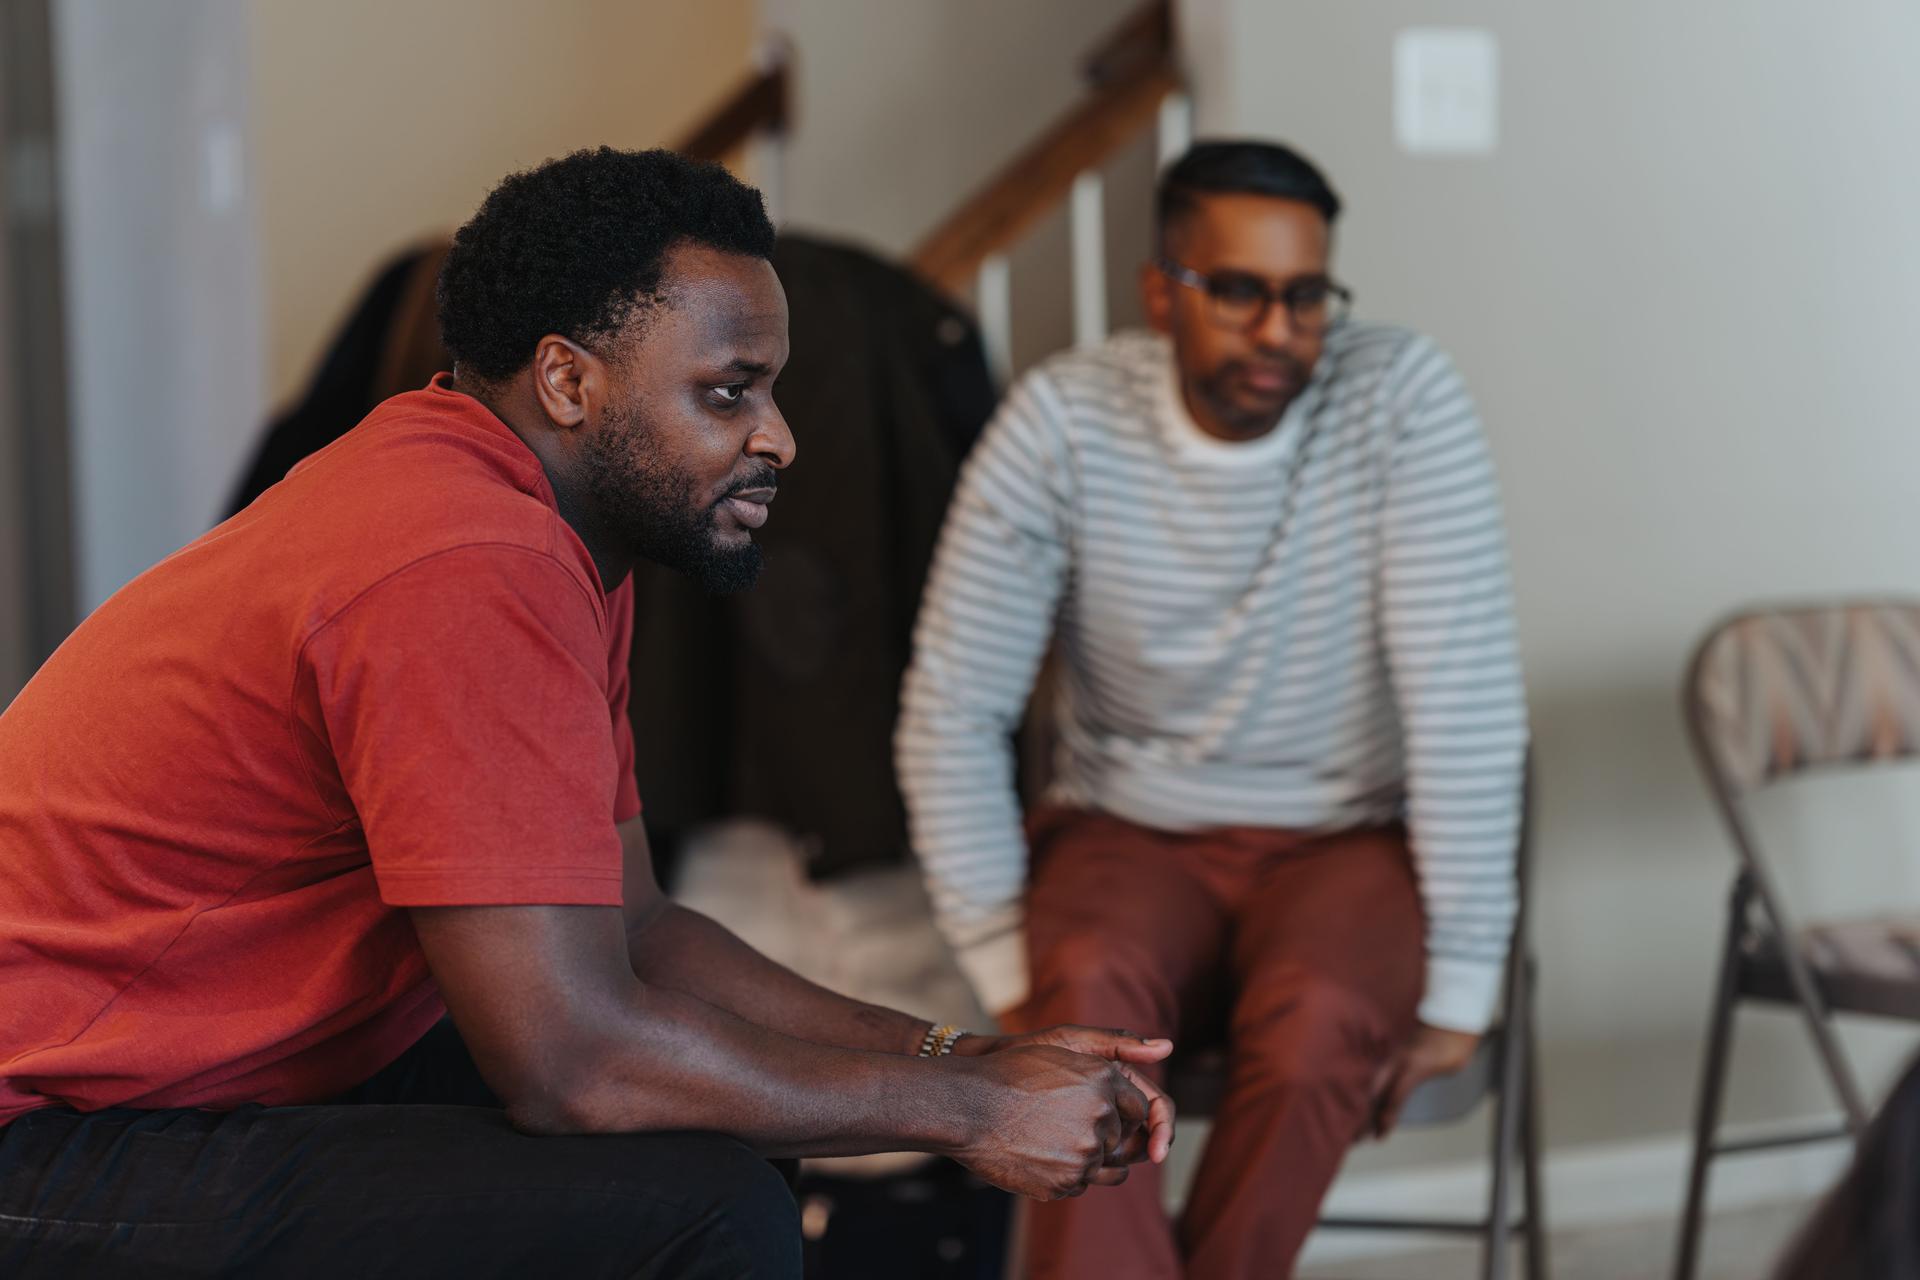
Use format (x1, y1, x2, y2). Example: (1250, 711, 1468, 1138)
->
(1740, 915, 1920, 1019)
(1688, 602, 1920, 794)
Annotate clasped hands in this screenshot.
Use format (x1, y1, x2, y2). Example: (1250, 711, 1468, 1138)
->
(940, 1024, 1176, 1201)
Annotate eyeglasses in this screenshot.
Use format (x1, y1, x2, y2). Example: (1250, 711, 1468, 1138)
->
(1157, 260, 1353, 335)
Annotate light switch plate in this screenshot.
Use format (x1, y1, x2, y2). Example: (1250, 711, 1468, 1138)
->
(1394, 27, 1500, 155)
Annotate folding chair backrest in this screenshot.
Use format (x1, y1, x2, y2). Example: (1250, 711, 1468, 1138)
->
(1685, 602, 1920, 801)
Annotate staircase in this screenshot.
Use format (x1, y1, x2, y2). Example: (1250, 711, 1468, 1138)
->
(685, 0, 1190, 382)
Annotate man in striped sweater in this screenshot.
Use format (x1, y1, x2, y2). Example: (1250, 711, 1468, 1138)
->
(897, 141, 1528, 1279)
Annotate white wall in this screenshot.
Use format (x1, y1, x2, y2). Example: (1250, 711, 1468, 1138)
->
(54, 0, 265, 611)
(0, 187, 25, 702)
(769, 0, 1130, 257)
(250, 0, 755, 414)
(767, 0, 1158, 368)
(1200, 0, 1920, 1177)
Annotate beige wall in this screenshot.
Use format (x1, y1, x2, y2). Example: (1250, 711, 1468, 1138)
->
(770, 0, 1131, 257)
(767, 0, 1154, 369)
(56, 0, 263, 608)
(250, 0, 756, 411)
(0, 175, 24, 704)
(1199, 0, 1920, 1178)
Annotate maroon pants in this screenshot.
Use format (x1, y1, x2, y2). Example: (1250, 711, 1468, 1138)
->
(1007, 808, 1425, 1280)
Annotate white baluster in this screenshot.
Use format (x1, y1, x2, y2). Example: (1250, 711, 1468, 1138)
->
(753, 132, 786, 227)
(1070, 170, 1107, 350)
(1157, 92, 1193, 167)
(976, 253, 1013, 387)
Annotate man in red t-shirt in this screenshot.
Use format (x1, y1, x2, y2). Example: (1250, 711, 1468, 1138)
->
(0, 148, 1173, 1278)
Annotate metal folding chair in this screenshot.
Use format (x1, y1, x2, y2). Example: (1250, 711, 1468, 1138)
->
(1165, 760, 1548, 1280)
(1673, 601, 1920, 1280)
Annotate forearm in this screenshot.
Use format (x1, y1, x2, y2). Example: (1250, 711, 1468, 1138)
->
(543, 977, 978, 1158)
(895, 709, 1034, 1015)
(626, 902, 930, 1055)
(1379, 341, 1528, 1030)
(895, 373, 1069, 1014)
(896, 685, 1041, 1017)
(1388, 579, 1526, 1032)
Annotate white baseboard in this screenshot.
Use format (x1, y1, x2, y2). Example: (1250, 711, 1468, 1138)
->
(1293, 1117, 1850, 1265)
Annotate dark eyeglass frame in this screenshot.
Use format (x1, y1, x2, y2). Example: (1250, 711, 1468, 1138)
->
(1156, 259, 1353, 335)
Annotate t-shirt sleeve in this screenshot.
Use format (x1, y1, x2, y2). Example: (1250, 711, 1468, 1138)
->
(603, 575, 643, 824)
(305, 546, 628, 907)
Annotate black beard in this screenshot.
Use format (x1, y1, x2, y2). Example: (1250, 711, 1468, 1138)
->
(581, 405, 766, 595)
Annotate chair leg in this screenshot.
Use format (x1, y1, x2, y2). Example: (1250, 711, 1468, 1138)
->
(1743, 880, 1871, 1129)
(1780, 962, 1869, 1130)
(1673, 897, 1744, 1280)
(1520, 958, 1550, 1280)
(1483, 1008, 1526, 1280)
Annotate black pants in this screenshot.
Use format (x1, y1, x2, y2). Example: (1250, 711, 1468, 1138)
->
(0, 1020, 801, 1278)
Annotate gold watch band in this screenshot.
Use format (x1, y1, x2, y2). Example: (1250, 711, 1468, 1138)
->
(916, 1022, 968, 1057)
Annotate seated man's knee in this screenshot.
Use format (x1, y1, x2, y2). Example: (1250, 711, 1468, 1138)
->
(1230, 971, 1402, 1088)
(618, 1134, 801, 1279)
(697, 1138, 803, 1277)
(1028, 930, 1177, 1028)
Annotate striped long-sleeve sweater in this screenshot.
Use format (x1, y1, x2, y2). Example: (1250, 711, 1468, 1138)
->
(896, 325, 1528, 1033)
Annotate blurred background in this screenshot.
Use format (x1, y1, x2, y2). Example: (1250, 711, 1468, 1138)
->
(4, 2, 1920, 1276)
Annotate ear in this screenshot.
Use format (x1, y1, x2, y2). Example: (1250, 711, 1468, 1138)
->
(528, 334, 603, 430)
(1140, 260, 1175, 336)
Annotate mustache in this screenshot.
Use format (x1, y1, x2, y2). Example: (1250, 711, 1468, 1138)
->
(718, 465, 779, 500)
(1223, 353, 1308, 382)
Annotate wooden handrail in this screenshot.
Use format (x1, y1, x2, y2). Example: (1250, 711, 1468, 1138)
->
(674, 52, 790, 163)
(1082, 0, 1173, 87)
(910, 53, 1180, 295)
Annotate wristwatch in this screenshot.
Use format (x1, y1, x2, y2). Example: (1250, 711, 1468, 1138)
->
(916, 1022, 969, 1057)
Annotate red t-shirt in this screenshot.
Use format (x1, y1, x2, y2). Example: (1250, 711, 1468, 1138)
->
(0, 376, 642, 1125)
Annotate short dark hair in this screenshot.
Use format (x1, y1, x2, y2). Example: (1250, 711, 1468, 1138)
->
(1155, 140, 1341, 249)
(437, 146, 776, 381)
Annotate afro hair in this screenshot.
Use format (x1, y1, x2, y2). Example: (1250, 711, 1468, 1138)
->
(437, 146, 776, 381)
